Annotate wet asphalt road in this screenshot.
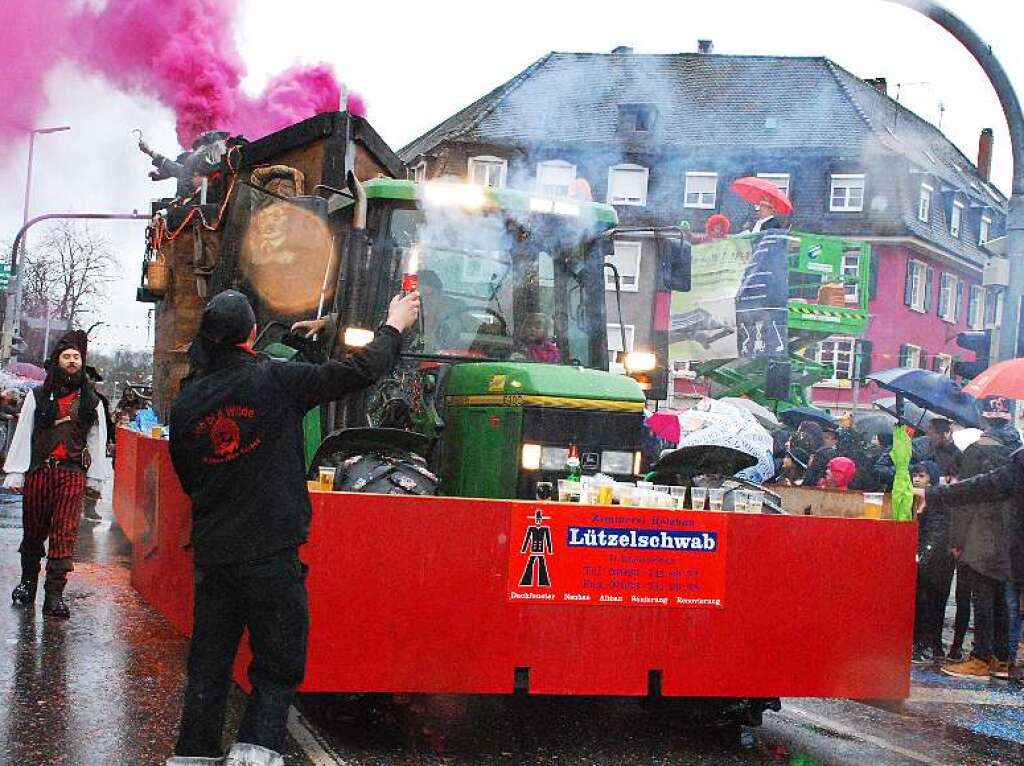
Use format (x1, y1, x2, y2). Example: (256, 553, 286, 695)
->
(3, 488, 1024, 766)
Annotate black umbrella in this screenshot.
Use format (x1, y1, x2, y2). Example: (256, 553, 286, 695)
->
(778, 405, 837, 430)
(872, 397, 938, 432)
(868, 368, 981, 428)
(651, 445, 757, 484)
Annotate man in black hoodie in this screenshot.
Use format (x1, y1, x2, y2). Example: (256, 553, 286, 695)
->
(166, 289, 419, 766)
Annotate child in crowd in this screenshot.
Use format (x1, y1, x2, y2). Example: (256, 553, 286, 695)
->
(520, 313, 561, 363)
(821, 456, 856, 490)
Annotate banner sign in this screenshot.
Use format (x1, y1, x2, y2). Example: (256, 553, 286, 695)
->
(669, 232, 790, 362)
(508, 505, 727, 609)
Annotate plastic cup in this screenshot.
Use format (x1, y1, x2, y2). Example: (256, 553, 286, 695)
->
(670, 486, 687, 510)
(733, 489, 749, 513)
(708, 488, 726, 512)
(637, 481, 654, 490)
(151, 425, 164, 439)
(748, 490, 765, 514)
(863, 492, 884, 519)
(597, 481, 615, 506)
(690, 487, 708, 511)
(618, 483, 637, 507)
(557, 479, 574, 502)
(317, 466, 337, 492)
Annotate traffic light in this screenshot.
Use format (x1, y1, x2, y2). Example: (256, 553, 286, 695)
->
(952, 329, 992, 379)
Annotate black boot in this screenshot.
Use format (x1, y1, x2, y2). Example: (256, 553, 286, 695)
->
(11, 555, 41, 606)
(41, 558, 72, 619)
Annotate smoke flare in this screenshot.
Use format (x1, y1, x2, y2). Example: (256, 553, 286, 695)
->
(0, 0, 359, 149)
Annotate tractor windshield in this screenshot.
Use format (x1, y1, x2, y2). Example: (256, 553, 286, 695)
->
(388, 208, 597, 367)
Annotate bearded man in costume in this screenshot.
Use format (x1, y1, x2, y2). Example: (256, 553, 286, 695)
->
(4, 330, 110, 618)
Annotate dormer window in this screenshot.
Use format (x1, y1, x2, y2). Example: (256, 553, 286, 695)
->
(617, 103, 658, 135)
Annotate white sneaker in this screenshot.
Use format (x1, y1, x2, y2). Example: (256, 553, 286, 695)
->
(223, 742, 285, 766)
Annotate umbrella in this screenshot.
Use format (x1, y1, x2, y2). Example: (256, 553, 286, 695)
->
(719, 396, 782, 430)
(868, 367, 981, 428)
(779, 405, 837, 430)
(645, 410, 682, 444)
(5, 361, 45, 382)
(890, 425, 914, 522)
(873, 397, 937, 432)
(853, 412, 898, 443)
(674, 399, 775, 483)
(652, 445, 757, 483)
(952, 428, 983, 452)
(730, 176, 793, 215)
(963, 357, 1024, 400)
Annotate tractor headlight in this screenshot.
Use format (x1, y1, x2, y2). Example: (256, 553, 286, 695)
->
(541, 447, 569, 471)
(343, 327, 375, 347)
(625, 351, 657, 373)
(600, 450, 634, 475)
(521, 443, 542, 471)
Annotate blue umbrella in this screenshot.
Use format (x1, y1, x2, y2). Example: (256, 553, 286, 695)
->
(778, 405, 837, 430)
(868, 367, 981, 428)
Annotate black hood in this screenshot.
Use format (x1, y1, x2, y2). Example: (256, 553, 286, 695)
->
(186, 290, 257, 382)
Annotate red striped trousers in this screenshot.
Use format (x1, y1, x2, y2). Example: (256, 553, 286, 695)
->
(20, 466, 87, 560)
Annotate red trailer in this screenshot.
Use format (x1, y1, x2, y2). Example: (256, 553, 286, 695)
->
(114, 429, 916, 712)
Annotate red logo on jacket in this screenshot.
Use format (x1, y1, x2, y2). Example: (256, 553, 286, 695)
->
(210, 415, 241, 456)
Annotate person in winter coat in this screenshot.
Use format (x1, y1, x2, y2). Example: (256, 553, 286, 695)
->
(165, 289, 419, 766)
(4, 330, 110, 619)
(911, 461, 953, 664)
(913, 418, 961, 480)
(802, 427, 838, 487)
(916, 448, 1023, 681)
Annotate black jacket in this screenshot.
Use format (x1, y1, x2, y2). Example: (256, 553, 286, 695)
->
(169, 327, 402, 566)
(927, 449, 1024, 585)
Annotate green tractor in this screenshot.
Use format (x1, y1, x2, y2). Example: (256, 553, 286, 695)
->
(240, 177, 648, 499)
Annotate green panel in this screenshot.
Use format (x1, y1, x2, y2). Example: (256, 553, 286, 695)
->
(787, 232, 870, 336)
(445, 362, 646, 402)
(441, 406, 522, 498)
(363, 178, 618, 225)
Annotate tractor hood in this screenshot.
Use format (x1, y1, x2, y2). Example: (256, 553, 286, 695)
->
(445, 362, 646, 410)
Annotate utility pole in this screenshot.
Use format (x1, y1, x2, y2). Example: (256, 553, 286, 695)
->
(5, 126, 71, 362)
(885, 1, 1024, 363)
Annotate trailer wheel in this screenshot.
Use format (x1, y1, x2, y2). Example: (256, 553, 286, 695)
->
(323, 450, 438, 495)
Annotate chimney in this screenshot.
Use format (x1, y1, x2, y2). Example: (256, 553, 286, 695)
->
(697, 39, 714, 54)
(863, 77, 888, 95)
(611, 45, 633, 55)
(978, 128, 994, 181)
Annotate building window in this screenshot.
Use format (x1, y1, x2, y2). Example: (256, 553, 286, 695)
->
(980, 215, 992, 244)
(607, 164, 649, 206)
(899, 343, 922, 368)
(757, 173, 791, 198)
(817, 336, 856, 380)
(951, 200, 964, 238)
(906, 259, 928, 312)
(968, 285, 986, 330)
(842, 248, 861, 304)
(468, 156, 506, 188)
(536, 160, 576, 197)
(830, 174, 865, 212)
(985, 289, 1003, 326)
(937, 273, 959, 322)
(608, 324, 636, 373)
(684, 172, 717, 209)
(933, 353, 953, 376)
(408, 161, 426, 183)
(918, 183, 933, 223)
(605, 241, 642, 292)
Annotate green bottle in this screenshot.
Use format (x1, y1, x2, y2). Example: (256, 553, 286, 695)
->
(566, 443, 582, 486)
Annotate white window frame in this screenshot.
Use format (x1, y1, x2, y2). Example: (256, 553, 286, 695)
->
(605, 240, 642, 292)
(918, 183, 933, 223)
(968, 284, 986, 330)
(938, 272, 958, 323)
(816, 335, 857, 380)
(829, 174, 865, 212)
(756, 172, 791, 199)
(467, 155, 507, 188)
(408, 161, 426, 183)
(606, 163, 649, 206)
(684, 171, 718, 209)
(608, 324, 636, 374)
(842, 249, 861, 304)
(908, 258, 928, 312)
(536, 159, 576, 198)
(951, 200, 964, 238)
(980, 214, 992, 245)
(934, 353, 953, 377)
(900, 343, 922, 369)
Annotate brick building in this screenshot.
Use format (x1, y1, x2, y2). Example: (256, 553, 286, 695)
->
(400, 47, 1008, 410)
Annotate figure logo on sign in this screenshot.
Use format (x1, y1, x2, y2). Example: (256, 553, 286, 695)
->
(518, 509, 554, 587)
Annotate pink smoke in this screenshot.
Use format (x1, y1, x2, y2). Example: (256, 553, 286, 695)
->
(0, 0, 361, 150)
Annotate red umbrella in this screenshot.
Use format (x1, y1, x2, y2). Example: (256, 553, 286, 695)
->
(730, 176, 793, 216)
(963, 358, 1024, 400)
(6, 361, 46, 382)
(645, 411, 681, 444)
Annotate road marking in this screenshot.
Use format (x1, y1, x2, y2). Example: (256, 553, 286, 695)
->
(909, 687, 1024, 707)
(778, 705, 941, 765)
(287, 706, 347, 766)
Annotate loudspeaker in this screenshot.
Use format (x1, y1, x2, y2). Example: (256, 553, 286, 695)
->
(765, 361, 791, 401)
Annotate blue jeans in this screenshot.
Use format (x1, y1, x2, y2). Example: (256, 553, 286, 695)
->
(1007, 583, 1023, 663)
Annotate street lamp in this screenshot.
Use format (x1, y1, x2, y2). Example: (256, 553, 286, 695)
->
(3, 125, 71, 363)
